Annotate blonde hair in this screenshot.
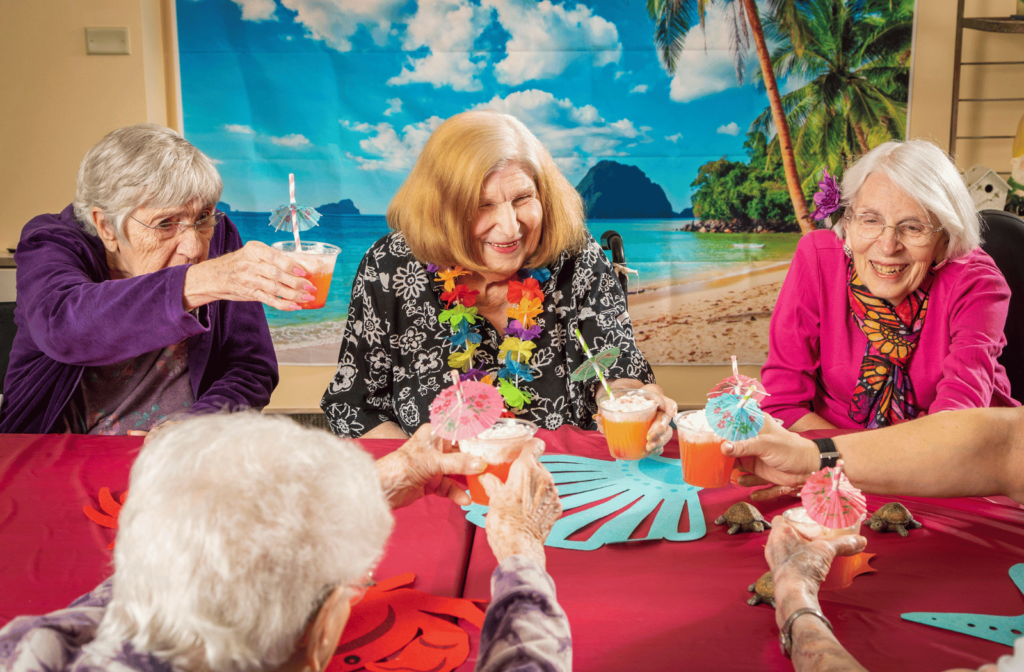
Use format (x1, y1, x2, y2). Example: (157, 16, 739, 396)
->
(387, 110, 587, 272)
(837, 139, 981, 260)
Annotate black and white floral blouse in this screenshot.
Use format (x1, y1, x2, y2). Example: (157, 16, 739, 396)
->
(321, 232, 655, 437)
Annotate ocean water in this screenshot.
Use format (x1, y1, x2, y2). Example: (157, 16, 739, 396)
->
(229, 213, 800, 347)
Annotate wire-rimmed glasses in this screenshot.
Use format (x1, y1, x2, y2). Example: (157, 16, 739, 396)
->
(844, 211, 938, 247)
(128, 209, 224, 239)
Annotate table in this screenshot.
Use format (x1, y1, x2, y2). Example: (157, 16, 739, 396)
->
(2, 429, 1022, 671)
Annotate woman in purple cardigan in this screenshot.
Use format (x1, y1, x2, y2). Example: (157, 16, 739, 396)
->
(762, 139, 1019, 431)
(0, 124, 316, 434)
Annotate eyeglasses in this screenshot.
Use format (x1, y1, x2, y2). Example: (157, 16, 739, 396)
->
(844, 211, 938, 247)
(128, 209, 223, 239)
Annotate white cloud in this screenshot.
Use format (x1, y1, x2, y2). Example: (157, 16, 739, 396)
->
(472, 90, 642, 179)
(614, 70, 631, 80)
(270, 133, 311, 147)
(387, 0, 489, 91)
(278, 0, 406, 52)
(717, 122, 741, 136)
(224, 124, 256, 135)
(667, 1, 757, 103)
(342, 116, 445, 171)
(630, 84, 648, 94)
(485, 0, 621, 86)
(383, 98, 402, 117)
(230, 0, 276, 21)
(666, 133, 683, 143)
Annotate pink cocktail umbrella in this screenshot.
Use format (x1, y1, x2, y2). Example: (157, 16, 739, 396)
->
(430, 371, 504, 441)
(800, 461, 867, 529)
(708, 355, 769, 402)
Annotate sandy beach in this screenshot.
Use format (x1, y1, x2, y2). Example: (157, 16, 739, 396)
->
(628, 262, 789, 365)
(273, 261, 791, 366)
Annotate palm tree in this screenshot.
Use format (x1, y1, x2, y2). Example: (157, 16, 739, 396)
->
(647, 0, 815, 233)
(751, 0, 912, 191)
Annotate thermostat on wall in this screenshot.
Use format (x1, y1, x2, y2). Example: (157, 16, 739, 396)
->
(85, 27, 130, 55)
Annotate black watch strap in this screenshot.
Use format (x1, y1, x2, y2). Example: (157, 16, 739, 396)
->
(812, 438, 841, 470)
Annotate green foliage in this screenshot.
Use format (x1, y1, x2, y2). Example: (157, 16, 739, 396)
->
(691, 133, 802, 225)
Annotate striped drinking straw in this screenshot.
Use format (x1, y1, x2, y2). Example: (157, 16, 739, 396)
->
(289, 173, 300, 247)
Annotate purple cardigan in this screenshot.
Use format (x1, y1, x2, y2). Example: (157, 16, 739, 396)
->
(0, 206, 278, 434)
(762, 229, 1018, 429)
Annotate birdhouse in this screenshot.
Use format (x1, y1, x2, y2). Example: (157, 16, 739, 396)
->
(965, 165, 1010, 211)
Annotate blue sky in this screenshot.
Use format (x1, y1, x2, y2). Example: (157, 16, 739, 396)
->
(178, 0, 786, 214)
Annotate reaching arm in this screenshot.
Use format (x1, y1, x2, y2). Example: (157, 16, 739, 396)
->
(726, 407, 1024, 503)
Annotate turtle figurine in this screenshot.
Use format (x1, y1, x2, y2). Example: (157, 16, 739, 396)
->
(868, 502, 922, 537)
(747, 571, 775, 607)
(715, 502, 772, 534)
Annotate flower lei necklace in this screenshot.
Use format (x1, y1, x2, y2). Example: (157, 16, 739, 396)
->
(429, 263, 551, 411)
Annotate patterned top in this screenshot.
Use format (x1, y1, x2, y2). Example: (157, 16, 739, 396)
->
(321, 232, 655, 437)
(0, 556, 570, 672)
(59, 342, 194, 435)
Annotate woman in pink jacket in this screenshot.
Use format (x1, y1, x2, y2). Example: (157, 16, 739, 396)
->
(762, 139, 1019, 431)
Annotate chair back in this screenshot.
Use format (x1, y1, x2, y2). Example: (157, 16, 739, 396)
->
(980, 209, 1024, 400)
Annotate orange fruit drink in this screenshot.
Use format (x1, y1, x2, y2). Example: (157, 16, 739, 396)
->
(460, 418, 540, 506)
(598, 389, 661, 460)
(782, 506, 866, 590)
(674, 409, 735, 488)
(271, 241, 341, 310)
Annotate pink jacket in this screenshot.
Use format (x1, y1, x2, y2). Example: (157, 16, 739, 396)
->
(762, 230, 1018, 429)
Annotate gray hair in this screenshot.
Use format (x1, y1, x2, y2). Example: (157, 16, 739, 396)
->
(836, 139, 981, 260)
(73, 124, 223, 237)
(92, 413, 394, 672)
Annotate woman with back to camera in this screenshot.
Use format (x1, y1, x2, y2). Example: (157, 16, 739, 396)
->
(322, 110, 677, 448)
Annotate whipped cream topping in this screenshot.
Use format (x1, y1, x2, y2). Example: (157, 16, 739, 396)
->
(674, 409, 714, 433)
(460, 419, 538, 463)
(599, 391, 658, 413)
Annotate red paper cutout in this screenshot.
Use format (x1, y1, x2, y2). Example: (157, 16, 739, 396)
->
(328, 572, 486, 672)
(83, 487, 127, 550)
(821, 551, 876, 591)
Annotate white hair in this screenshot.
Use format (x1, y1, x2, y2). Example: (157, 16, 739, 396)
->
(73, 124, 223, 237)
(92, 413, 393, 672)
(836, 139, 981, 260)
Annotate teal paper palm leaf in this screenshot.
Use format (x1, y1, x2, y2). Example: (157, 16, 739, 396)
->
(902, 563, 1024, 647)
(464, 454, 706, 550)
(570, 347, 620, 382)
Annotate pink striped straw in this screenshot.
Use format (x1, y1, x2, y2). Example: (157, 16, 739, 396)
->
(288, 173, 300, 247)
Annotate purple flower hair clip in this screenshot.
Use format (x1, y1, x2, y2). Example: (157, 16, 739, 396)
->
(811, 169, 841, 222)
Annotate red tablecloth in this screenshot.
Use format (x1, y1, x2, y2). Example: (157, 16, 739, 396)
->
(463, 426, 1024, 671)
(0, 434, 475, 625)
(3, 429, 1022, 671)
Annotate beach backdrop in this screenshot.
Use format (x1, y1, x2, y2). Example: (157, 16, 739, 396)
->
(177, 0, 914, 365)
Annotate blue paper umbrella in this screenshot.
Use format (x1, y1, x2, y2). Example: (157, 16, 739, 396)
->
(903, 563, 1024, 647)
(268, 203, 322, 232)
(704, 392, 765, 441)
(464, 454, 706, 550)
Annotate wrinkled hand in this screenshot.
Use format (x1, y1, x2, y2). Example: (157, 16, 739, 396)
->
(723, 417, 818, 501)
(184, 240, 316, 311)
(596, 384, 678, 457)
(766, 516, 866, 628)
(376, 424, 487, 509)
(482, 442, 561, 569)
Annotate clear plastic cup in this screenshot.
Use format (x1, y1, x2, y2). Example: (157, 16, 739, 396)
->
(674, 409, 735, 488)
(783, 506, 867, 590)
(598, 389, 660, 460)
(460, 418, 540, 506)
(271, 241, 341, 309)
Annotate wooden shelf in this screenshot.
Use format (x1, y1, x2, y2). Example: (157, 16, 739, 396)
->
(962, 17, 1024, 34)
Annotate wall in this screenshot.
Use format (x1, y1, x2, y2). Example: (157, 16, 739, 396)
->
(0, 0, 1019, 412)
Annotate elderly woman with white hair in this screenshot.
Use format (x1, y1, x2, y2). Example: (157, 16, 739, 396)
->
(0, 124, 317, 434)
(0, 413, 570, 672)
(762, 139, 1019, 432)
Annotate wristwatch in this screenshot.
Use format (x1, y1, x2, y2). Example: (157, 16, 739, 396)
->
(779, 607, 833, 658)
(812, 437, 841, 470)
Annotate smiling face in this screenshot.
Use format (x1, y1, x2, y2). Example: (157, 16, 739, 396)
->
(846, 172, 948, 306)
(94, 201, 216, 279)
(471, 162, 543, 282)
